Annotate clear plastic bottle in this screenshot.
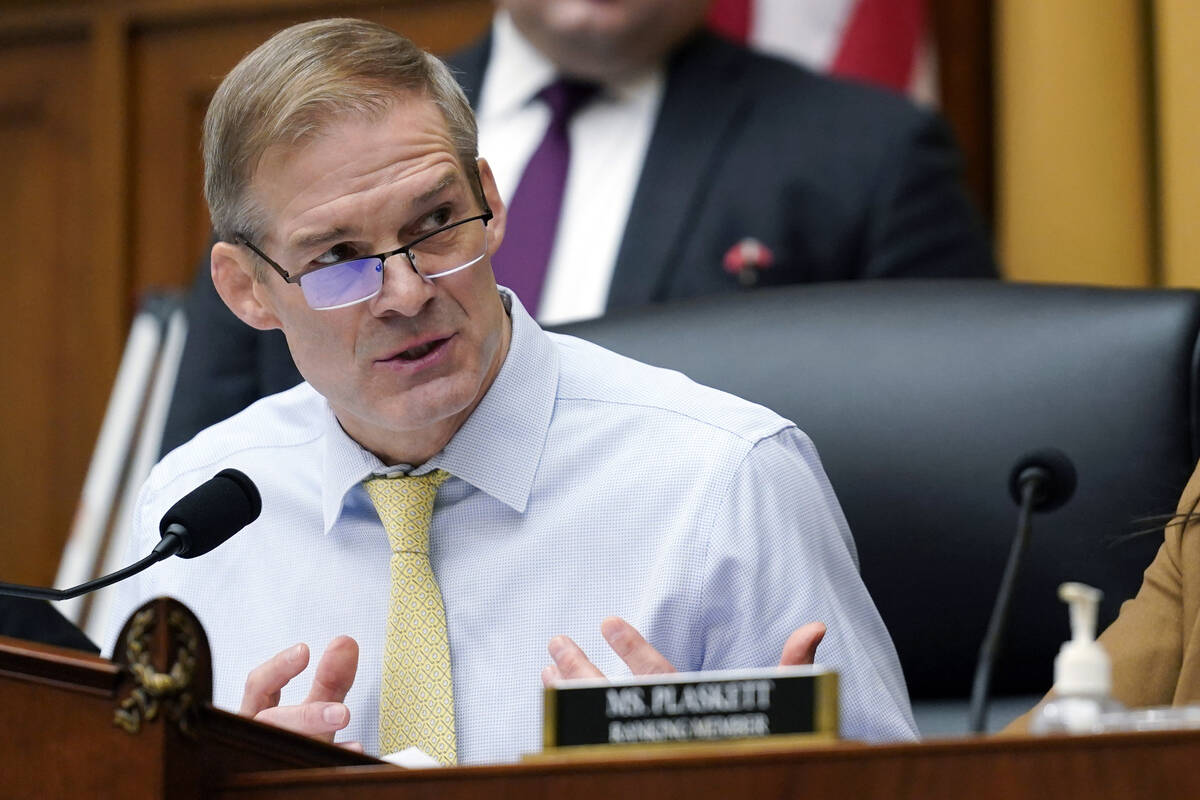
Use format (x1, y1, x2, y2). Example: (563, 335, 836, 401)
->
(1029, 582, 1125, 735)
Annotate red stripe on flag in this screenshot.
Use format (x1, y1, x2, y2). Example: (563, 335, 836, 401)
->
(831, 0, 925, 92)
(706, 0, 753, 43)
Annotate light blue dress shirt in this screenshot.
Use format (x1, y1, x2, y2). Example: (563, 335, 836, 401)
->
(106, 291, 916, 764)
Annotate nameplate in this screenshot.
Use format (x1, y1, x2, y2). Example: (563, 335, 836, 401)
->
(543, 665, 838, 751)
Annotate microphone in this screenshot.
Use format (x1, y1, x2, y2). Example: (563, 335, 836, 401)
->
(1008, 448, 1077, 513)
(968, 448, 1077, 733)
(0, 469, 260, 602)
(154, 468, 261, 559)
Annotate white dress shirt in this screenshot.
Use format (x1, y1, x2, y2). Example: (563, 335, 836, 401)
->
(476, 12, 664, 325)
(106, 290, 916, 764)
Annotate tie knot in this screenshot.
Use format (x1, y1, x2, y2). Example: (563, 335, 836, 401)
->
(363, 469, 450, 554)
(539, 78, 600, 124)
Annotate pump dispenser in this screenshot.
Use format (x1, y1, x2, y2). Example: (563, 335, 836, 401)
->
(1029, 582, 1124, 734)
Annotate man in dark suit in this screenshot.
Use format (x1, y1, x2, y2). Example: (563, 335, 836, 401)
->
(161, 0, 995, 454)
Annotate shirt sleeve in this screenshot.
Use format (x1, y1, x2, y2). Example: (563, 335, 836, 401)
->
(697, 426, 918, 743)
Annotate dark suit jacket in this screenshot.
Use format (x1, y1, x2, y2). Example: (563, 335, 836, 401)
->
(160, 30, 996, 454)
(455, 31, 995, 301)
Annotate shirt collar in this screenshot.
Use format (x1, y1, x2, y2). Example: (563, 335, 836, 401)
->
(319, 288, 558, 532)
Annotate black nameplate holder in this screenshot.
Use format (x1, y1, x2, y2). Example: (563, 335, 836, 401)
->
(543, 664, 838, 754)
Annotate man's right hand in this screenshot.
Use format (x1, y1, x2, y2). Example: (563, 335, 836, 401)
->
(238, 634, 360, 748)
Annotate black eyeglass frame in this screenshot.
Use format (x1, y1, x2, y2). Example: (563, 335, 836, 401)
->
(235, 209, 494, 287)
(234, 162, 495, 288)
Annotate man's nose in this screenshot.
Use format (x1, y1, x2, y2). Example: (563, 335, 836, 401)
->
(369, 252, 436, 317)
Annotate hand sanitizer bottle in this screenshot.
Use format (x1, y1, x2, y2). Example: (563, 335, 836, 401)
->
(1030, 582, 1125, 734)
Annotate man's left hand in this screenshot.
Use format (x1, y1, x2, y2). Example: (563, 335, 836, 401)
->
(541, 617, 827, 685)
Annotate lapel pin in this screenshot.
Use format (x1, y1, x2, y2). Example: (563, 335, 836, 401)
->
(722, 237, 775, 287)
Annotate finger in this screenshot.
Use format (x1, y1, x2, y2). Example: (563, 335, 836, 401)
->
(600, 617, 676, 675)
(254, 701, 350, 739)
(547, 634, 605, 680)
(779, 622, 827, 666)
(239, 643, 309, 717)
(304, 635, 360, 704)
(340, 741, 365, 753)
(541, 663, 562, 687)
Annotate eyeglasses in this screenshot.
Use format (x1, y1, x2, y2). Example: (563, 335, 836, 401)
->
(236, 211, 493, 310)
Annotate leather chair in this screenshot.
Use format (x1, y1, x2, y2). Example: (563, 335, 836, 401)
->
(555, 280, 1200, 731)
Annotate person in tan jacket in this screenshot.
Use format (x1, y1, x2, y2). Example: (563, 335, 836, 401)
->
(1008, 463, 1200, 732)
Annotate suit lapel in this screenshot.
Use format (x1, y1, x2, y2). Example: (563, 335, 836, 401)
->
(607, 33, 750, 309)
(446, 32, 492, 108)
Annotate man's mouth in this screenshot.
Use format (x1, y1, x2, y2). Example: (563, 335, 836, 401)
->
(388, 336, 450, 363)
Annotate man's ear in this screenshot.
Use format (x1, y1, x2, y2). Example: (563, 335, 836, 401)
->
(477, 158, 506, 255)
(211, 240, 282, 331)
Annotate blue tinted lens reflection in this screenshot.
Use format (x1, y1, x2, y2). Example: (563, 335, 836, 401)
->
(298, 259, 383, 309)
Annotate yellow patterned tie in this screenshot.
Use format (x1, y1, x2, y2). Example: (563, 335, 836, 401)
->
(363, 469, 456, 764)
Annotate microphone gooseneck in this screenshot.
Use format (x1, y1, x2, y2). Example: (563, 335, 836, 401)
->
(969, 448, 1077, 734)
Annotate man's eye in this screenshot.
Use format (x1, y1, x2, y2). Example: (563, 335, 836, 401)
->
(313, 244, 358, 266)
(415, 207, 453, 234)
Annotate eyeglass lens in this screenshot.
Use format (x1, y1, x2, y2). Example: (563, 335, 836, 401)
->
(297, 218, 487, 310)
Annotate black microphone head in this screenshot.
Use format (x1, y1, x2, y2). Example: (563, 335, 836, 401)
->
(158, 469, 262, 558)
(1008, 448, 1077, 512)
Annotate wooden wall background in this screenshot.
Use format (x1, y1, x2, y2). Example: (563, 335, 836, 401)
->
(0, 0, 993, 591)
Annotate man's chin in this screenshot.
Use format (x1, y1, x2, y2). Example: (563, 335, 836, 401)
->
(340, 378, 478, 436)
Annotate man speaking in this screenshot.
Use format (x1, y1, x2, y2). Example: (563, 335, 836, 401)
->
(109, 18, 915, 764)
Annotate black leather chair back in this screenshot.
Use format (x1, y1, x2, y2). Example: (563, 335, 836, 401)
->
(555, 281, 1200, 700)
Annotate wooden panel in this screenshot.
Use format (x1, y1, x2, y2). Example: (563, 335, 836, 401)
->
(1153, 0, 1200, 288)
(129, 0, 492, 295)
(216, 730, 1200, 800)
(929, 0, 994, 230)
(0, 32, 106, 585)
(995, 0, 1152, 286)
(1, 610, 377, 799)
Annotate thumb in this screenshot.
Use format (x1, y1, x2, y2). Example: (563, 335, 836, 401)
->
(778, 622, 826, 667)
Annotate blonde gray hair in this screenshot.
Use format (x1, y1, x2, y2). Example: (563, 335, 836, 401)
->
(203, 18, 479, 247)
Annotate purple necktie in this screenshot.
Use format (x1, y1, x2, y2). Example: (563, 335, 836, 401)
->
(492, 79, 599, 314)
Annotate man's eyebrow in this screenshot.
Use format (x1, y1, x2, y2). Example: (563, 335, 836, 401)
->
(412, 171, 461, 206)
(288, 171, 463, 251)
(292, 226, 354, 252)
